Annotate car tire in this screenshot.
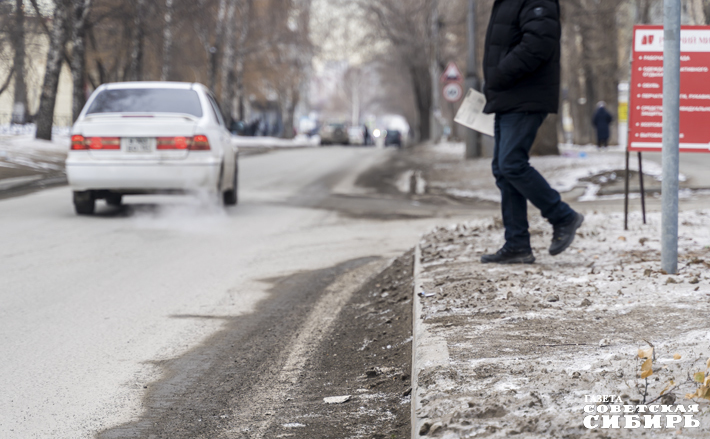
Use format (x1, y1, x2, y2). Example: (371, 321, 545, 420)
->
(106, 193, 123, 206)
(73, 191, 96, 215)
(223, 164, 238, 206)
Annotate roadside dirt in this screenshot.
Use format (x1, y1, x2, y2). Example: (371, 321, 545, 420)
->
(99, 253, 415, 439)
(254, 250, 414, 439)
(415, 211, 710, 438)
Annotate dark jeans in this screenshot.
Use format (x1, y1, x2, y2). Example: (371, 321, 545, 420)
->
(492, 112, 575, 251)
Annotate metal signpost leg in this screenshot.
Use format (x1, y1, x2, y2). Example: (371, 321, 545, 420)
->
(661, 0, 681, 274)
(624, 150, 630, 231)
(638, 152, 647, 224)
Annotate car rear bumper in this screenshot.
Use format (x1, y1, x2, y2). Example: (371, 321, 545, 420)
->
(66, 158, 221, 191)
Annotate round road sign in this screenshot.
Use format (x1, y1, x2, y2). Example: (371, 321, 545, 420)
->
(443, 82, 463, 102)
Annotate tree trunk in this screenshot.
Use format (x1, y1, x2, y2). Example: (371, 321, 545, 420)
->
(209, 0, 228, 92)
(687, 0, 706, 24)
(233, 0, 251, 121)
(281, 87, 298, 139)
(530, 114, 560, 156)
(410, 63, 432, 141)
(12, 0, 28, 124)
(71, 0, 93, 123)
(128, 0, 146, 81)
(160, 0, 174, 81)
(0, 64, 15, 97)
(36, 0, 71, 141)
(219, 0, 237, 119)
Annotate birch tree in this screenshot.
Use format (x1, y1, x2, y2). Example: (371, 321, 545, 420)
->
(35, 0, 71, 141)
(685, 0, 708, 25)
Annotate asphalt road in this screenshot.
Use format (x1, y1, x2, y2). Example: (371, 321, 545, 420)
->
(0, 147, 459, 439)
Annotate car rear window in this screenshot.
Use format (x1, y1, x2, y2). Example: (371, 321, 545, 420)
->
(86, 89, 204, 117)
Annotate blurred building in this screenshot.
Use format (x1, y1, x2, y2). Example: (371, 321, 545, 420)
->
(0, 12, 73, 126)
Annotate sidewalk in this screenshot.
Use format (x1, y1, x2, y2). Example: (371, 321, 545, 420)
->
(0, 133, 69, 196)
(408, 144, 710, 438)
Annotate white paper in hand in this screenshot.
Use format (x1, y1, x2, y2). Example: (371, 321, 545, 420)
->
(454, 89, 495, 137)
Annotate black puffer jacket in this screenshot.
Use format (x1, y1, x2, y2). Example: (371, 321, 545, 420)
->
(482, 0, 561, 114)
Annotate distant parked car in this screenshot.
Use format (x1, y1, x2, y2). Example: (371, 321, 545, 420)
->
(319, 122, 349, 145)
(384, 129, 402, 148)
(65, 81, 239, 214)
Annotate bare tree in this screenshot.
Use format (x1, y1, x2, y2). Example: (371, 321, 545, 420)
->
(12, 0, 29, 123)
(234, 0, 252, 120)
(160, 0, 174, 81)
(353, 0, 434, 141)
(685, 0, 708, 25)
(71, 0, 93, 122)
(36, 0, 72, 141)
(219, 0, 237, 117)
(127, 0, 146, 81)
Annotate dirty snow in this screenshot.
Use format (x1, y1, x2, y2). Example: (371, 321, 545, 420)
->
(415, 209, 710, 437)
(231, 134, 320, 149)
(0, 133, 69, 183)
(420, 142, 691, 204)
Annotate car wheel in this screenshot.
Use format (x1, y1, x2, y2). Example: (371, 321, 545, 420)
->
(106, 193, 123, 206)
(223, 164, 238, 206)
(73, 191, 96, 215)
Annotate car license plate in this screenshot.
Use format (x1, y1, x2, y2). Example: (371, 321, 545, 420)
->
(123, 137, 153, 153)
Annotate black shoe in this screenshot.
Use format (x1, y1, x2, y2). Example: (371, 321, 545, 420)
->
(549, 212, 585, 256)
(481, 247, 535, 264)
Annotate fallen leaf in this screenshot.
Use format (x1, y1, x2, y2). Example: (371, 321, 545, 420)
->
(638, 348, 654, 359)
(618, 236, 627, 241)
(707, 358, 710, 369)
(674, 354, 682, 360)
(694, 372, 705, 383)
(641, 358, 653, 379)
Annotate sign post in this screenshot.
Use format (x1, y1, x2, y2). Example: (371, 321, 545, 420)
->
(627, 23, 710, 274)
(661, 1, 681, 275)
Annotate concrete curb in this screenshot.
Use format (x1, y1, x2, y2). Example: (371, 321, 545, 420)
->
(411, 244, 450, 439)
(0, 173, 67, 200)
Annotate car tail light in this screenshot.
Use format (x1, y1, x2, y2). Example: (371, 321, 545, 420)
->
(190, 135, 211, 151)
(157, 136, 190, 150)
(88, 137, 120, 150)
(71, 135, 87, 150)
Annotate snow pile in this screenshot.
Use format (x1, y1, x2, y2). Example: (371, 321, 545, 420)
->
(0, 124, 71, 137)
(0, 134, 69, 176)
(415, 210, 710, 437)
(231, 134, 320, 149)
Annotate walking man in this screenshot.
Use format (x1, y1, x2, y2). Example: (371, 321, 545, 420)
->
(480, 0, 584, 264)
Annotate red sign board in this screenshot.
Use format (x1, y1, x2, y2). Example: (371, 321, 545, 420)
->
(628, 26, 710, 153)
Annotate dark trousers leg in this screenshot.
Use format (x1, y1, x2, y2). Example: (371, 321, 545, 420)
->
(492, 112, 576, 251)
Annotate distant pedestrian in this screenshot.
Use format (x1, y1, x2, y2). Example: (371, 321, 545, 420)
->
(480, 0, 584, 264)
(592, 101, 613, 149)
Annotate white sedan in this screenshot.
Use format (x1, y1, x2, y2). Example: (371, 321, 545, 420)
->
(66, 82, 238, 214)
